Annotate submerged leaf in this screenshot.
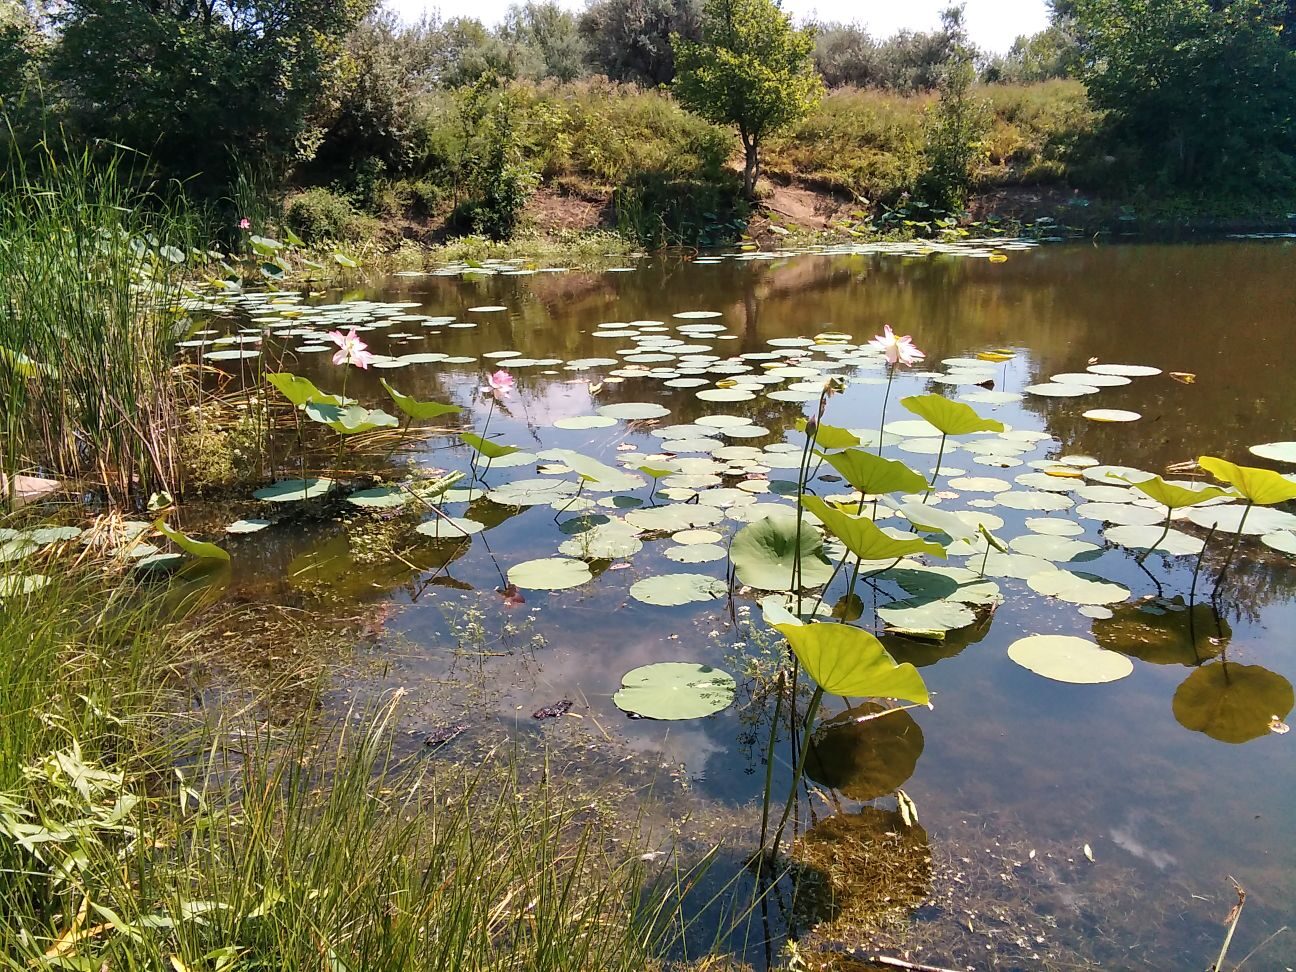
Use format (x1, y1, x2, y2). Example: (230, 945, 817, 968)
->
(154, 520, 230, 561)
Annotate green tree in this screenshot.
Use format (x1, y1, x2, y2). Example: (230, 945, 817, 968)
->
(499, 2, 590, 82)
(1064, 0, 1296, 191)
(580, 0, 702, 85)
(45, 0, 372, 191)
(673, 0, 822, 198)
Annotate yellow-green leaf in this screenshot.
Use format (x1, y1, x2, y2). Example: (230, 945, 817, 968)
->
(802, 495, 947, 561)
(773, 621, 929, 703)
(900, 394, 1004, 435)
(1198, 456, 1296, 506)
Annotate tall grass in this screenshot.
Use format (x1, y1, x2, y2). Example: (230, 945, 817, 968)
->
(0, 560, 687, 970)
(0, 141, 201, 508)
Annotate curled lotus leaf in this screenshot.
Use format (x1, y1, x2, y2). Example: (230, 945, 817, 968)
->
(154, 520, 230, 562)
(802, 495, 946, 562)
(305, 402, 400, 435)
(380, 378, 462, 420)
(899, 394, 1004, 435)
(1122, 473, 1232, 510)
(461, 432, 520, 460)
(820, 449, 929, 495)
(773, 621, 929, 704)
(1198, 455, 1296, 506)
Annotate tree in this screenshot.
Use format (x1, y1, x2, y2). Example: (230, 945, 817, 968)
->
(580, 0, 702, 85)
(1065, 0, 1296, 191)
(981, 22, 1081, 82)
(45, 0, 372, 191)
(499, 2, 590, 82)
(673, 0, 822, 198)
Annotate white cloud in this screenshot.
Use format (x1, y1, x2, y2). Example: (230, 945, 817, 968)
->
(384, 0, 1050, 54)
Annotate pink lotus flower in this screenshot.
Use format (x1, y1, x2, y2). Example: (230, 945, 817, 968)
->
(238, 217, 250, 230)
(327, 328, 375, 369)
(482, 369, 515, 397)
(868, 324, 924, 367)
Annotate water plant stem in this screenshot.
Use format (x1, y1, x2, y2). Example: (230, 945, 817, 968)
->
(1212, 502, 1253, 599)
(770, 685, 824, 854)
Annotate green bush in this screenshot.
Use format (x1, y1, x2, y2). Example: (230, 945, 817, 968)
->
(284, 188, 371, 243)
(614, 170, 748, 246)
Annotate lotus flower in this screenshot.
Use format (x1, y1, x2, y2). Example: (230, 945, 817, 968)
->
(327, 328, 375, 369)
(868, 324, 924, 367)
(482, 369, 515, 398)
(238, 217, 251, 230)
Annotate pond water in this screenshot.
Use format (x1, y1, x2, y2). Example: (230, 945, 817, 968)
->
(193, 239, 1296, 969)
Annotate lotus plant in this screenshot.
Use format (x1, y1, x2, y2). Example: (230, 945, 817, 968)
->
(870, 325, 925, 455)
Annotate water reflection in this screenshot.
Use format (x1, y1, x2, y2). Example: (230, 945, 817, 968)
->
(804, 703, 924, 801)
(1172, 661, 1294, 743)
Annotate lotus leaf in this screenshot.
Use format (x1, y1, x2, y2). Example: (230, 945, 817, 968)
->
(380, 379, 462, 420)
(1198, 455, 1296, 506)
(772, 622, 929, 703)
(802, 495, 946, 562)
(821, 450, 929, 495)
(629, 572, 728, 606)
(899, 394, 1003, 435)
(1007, 634, 1133, 684)
(613, 662, 736, 720)
(507, 557, 592, 591)
(730, 514, 834, 591)
(154, 520, 230, 561)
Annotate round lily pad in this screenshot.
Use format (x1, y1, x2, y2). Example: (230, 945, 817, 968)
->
(672, 528, 724, 545)
(1248, 441, 1296, 464)
(1184, 505, 1296, 536)
(554, 415, 619, 430)
(665, 543, 727, 564)
(625, 503, 725, 532)
(629, 572, 728, 606)
(507, 557, 592, 591)
(1087, 364, 1162, 377)
(1028, 570, 1130, 605)
(1007, 634, 1133, 684)
(415, 517, 485, 540)
(557, 522, 643, 559)
(1009, 534, 1102, 562)
(254, 478, 333, 502)
(597, 402, 671, 420)
(613, 662, 736, 720)
(878, 598, 976, 635)
(1105, 524, 1204, 556)
(1260, 531, 1296, 555)
(1082, 409, 1142, 423)
(1024, 382, 1099, 397)
(226, 518, 272, 534)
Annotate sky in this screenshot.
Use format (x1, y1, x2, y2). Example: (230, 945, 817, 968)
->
(383, 0, 1052, 54)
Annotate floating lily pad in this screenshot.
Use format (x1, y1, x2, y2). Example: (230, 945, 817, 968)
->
(1087, 363, 1162, 377)
(1007, 634, 1133, 684)
(253, 478, 333, 502)
(346, 486, 409, 509)
(1009, 533, 1102, 562)
(597, 402, 671, 420)
(625, 503, 725, 532)
(1183, 504, 1296, 535)
(415, 517, 484, 540)
(507, 557, 592, 591)
(1076, 502, 1164, 526)
(665, 543, 727, 564)
(1173, 663, 1294, 743)
(1248, 441, 1296, 464)
(1028, 570, 1129, 605)
(1083, 409, 1142, 423)
(1105, 524, 1204, 556)
(226, 518, 272, 534)
(629, 572, 728, 606)
(554, 415, 619, 430)
(0, 574, 49, 597)
(878, 597, 976, 637)
(613, 662, 735, 720)
(487, 479, 580, 507)
(558, 522, 643, 559)
(1260, 531, 1296, 555)
(1024, 382, 1099, 397)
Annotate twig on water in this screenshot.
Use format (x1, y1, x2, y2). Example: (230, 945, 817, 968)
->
(1209, 878, 1247, 972)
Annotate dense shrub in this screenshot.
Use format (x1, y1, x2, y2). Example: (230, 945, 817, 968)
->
(580, 0, 702, 85)
(284, 188, 371, 242)
(614, 170, 748, 246)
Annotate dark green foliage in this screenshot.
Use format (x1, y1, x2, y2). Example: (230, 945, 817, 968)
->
(1066, 0, 1296, 192)
(673, 0, 822, 197)
(918, 48, 991, 210)
(982, 22, 1083, 83)
(580, 0, 703, 85)
(812, 19, 963, 91)
(45, 0, 371, 192)
(499, 2, 590, 82)
(614, 170, 748, 246)
(285, 188, 368, 243)
(446, 96, 538, 240)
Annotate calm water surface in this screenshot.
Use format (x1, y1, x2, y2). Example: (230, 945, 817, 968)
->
(204, 240, 1296, 969)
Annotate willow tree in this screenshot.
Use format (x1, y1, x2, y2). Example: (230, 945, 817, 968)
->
(672, 0, 821, 198)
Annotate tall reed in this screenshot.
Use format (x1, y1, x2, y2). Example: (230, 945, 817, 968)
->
(0, 141, 201, 507)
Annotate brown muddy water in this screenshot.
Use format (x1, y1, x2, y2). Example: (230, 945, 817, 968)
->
(189, 238, 1296, 970)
